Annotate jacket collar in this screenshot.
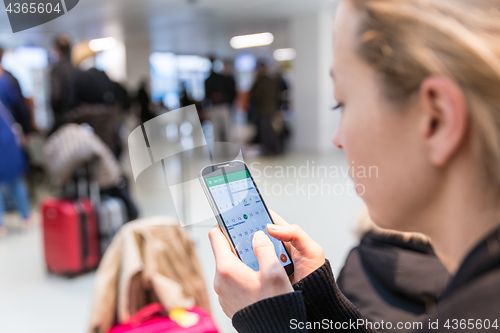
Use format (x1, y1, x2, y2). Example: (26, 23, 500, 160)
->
(441, 226, 500, 299)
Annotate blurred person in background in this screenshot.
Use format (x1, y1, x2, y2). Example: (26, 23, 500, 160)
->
(222, 59, 237, 113)
(250, 61, 280, 156)
(72, 44, 122, 108)
(337, 209, 450, 332)
(136, 79, 156, 123)
(209, 0, 500, 331)
(275, 68, 289, 112)
(0, 102, 33, 238)
(273, 68, 291, 154)
(179, 80, 194, 109)
(60, 42, 139, 219)
(0, 46, 32, 137)
(50, 34, 78, 131)
(0, 45, 34, 216)
(60, 41, 126, 158)
(204, 57, 236, 143)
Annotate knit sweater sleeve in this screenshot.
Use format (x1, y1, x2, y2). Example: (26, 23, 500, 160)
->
(232, 259, 377, 333)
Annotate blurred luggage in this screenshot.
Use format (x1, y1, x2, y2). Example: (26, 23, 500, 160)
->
(98, 195, 127, 256)
(41, 198, 99, 276)
(44, 123, 139, 222)
(101, 176, 139, 221)
(62, 160, 100, 203)
(89, 216, 211, 333)
(108, 303, 219, 333)
(64, 161, 129, 258)
(41, 162, 99, 276)
(43, 123, 121, 189)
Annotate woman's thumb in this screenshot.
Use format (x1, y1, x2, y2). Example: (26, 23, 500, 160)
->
(253, 231, 280, 271)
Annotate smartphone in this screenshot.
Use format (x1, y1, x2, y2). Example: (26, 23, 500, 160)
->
(199, 160, 294, 276)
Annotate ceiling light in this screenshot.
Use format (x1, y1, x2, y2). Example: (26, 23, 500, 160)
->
(230, 32, 274, 49)
(273, 48, 296, 61)
(88, 37, 117, 52)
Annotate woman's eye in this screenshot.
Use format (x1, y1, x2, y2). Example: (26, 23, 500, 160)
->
(332, 103, 344, 113)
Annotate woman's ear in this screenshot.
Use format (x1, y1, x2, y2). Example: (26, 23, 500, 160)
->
(418, 76, 469, 167)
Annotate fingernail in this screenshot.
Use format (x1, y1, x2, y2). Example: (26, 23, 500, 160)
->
(267, 224, 280, 231)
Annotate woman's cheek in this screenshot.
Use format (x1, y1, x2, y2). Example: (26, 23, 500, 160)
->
(342, 117, 379, 199)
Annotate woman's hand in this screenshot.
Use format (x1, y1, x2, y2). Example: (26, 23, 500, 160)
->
(209, 227, 294, 319)
(267, 210, 325, 283)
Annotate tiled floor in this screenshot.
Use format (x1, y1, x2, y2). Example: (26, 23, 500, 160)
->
(0, 151, 365, 333)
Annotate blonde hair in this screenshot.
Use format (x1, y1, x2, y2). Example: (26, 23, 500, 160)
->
(350, 0, 500, 186)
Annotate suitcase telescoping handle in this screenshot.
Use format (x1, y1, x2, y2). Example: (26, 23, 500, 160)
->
(74, 200, 90, 266)
(64, 159, 100, 205)
(79, 160, 100, 204)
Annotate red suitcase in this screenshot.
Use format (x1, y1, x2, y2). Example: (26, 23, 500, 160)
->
(41, 198, 100, 276)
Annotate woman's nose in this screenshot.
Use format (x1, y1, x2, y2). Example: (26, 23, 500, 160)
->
(332, 127, 343, 149)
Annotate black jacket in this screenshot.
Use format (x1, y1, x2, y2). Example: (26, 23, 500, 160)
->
(232, 227, 500, 332)
(204, 71, 236, 106)
(72, 68, 118, 107)
(205, 71, 236, 105)
(336, 232, 450, 332)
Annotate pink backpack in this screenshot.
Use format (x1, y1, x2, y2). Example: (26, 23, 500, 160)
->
(109, 303, 219, 333)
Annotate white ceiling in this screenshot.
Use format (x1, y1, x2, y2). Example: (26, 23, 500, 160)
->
(0, 0, 328, 55)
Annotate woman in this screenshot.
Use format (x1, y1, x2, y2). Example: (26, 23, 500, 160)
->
(209, 0, 500, 332)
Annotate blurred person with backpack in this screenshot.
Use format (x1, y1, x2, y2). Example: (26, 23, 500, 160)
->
(47, 41, 139, 222)
(62, 41, 126, 159)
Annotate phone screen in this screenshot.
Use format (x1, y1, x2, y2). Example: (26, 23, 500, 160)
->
(204, 168, 292, 272)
